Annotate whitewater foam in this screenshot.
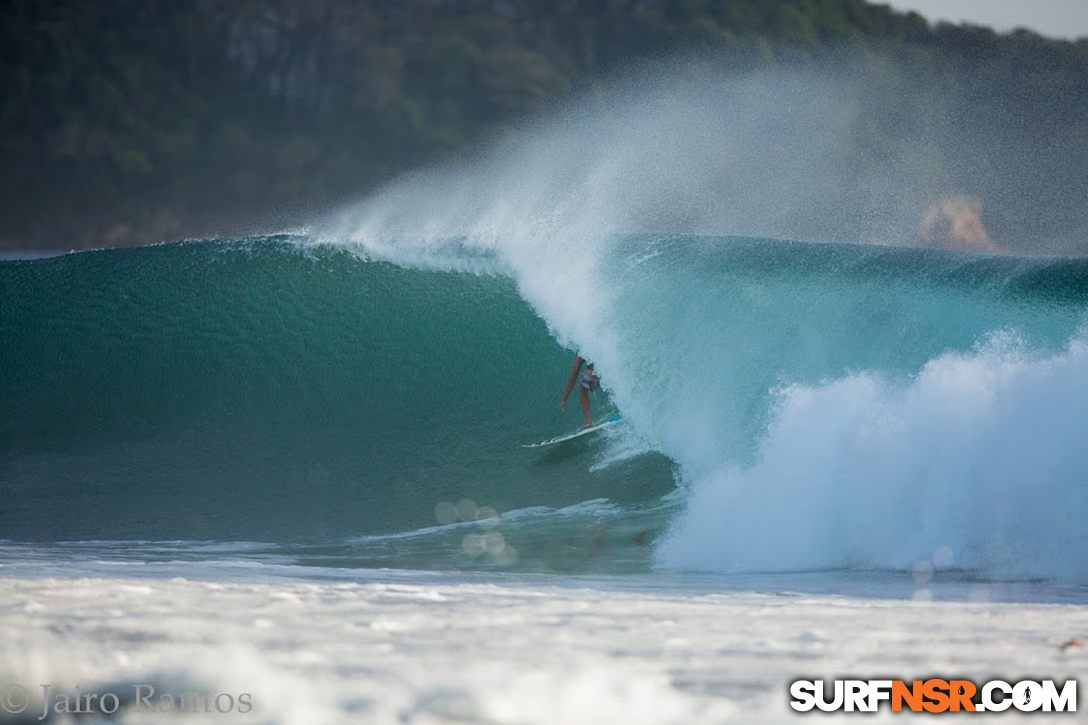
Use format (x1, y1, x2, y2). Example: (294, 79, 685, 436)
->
(658, 332, 1088, 579)
(1, 555, 1084, 724)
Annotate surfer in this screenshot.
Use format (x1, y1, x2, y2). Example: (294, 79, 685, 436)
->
(560, 354, 599, 429)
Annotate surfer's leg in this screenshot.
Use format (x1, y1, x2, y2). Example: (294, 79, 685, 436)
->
(578, 386, 592, 428)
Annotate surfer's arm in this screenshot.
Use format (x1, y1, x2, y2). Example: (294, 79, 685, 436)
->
(560, 355, 585, 409)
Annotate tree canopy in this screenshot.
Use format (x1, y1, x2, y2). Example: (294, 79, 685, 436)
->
(1, 0, 1086, 250)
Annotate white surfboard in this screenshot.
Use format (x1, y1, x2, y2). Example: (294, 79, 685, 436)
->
(521, 415, 622, 449)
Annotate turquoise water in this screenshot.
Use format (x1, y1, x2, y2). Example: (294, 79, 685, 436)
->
(2, 235, 1087, 576)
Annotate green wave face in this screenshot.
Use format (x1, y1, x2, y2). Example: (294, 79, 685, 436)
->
(2, 236, 1086, 575)
(0, 239, 673, 549)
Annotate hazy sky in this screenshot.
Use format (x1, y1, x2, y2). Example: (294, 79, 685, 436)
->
(884, 0, 1088, 40)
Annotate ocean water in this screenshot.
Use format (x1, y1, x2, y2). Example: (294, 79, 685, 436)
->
(2, 232, 1087, 722)
(2, 546, 1087, 724)
(3, 235, 1088, 571)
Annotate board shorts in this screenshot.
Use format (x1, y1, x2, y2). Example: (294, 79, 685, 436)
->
(580, 366, 600, 392)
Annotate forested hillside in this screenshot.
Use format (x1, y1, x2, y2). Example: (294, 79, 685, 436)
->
(1, 1, 1086, 250)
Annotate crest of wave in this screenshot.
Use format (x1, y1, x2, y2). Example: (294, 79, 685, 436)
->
(320, 61, 938, 363)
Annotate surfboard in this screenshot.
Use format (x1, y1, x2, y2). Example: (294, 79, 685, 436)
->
(521, 414, 622, 449)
